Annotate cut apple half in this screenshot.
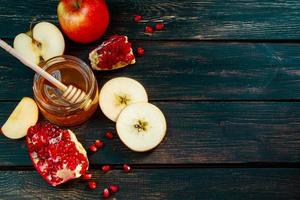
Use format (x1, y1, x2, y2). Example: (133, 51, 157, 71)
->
(116, 102, 167, 152)
(13, 22, 65, 65)
(1, 97, 39, 139)
(99, 77, 148, 122)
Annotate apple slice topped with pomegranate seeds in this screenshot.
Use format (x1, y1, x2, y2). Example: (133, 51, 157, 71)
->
(26, 123, 89, 186)
(89, 35, 135, 70)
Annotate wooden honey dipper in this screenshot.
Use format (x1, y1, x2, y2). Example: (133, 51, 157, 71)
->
(0, 39, 87, 104)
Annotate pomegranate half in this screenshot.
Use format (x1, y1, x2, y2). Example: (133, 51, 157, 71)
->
(26, 123, 89, 186)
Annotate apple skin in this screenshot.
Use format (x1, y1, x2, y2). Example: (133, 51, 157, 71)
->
(57, 0, 110, 44)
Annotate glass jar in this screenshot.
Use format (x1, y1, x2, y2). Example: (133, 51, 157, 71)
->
(33, 55, 98, 126)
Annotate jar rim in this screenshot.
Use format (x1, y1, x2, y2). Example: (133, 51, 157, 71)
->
(33, 55, 96, 113)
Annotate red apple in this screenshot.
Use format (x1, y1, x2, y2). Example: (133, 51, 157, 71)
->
(57, 0, 109, 44)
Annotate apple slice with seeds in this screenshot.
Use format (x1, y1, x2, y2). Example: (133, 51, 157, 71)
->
(99, 77, 148, 122)
(116, 102, 167, 152)
(1, 97, 38, 139)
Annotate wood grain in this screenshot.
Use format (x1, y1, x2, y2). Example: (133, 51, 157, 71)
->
(0, 168, 299, 199)
(1, 40, 300, 101)
(0, 0, 300, 40)
(1, 101, 300, 166)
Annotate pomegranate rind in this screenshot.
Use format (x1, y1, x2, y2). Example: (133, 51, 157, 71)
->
(89, 35, 135, 71)
(26, 126, 89, 186)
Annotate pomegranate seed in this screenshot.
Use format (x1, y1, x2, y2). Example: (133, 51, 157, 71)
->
(155, 23, 165, 30)
(82, 173, 92, 180)
(109, 184, 119, 193)
(88, 181, 97, 189)
(102, 165, 111, 172)
(103, 188, 110, 198)
(105, 132, 113, 139)
(123, 164, 131, 173)
(95, 140, 104, 148)
(145, 26, 153, 34)
(89, 144, 97, 152)
(134, 15, 142, 22)
(137, 47, 144, 56)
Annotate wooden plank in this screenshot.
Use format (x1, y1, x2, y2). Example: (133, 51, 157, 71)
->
(0, 168, 299, 199)
(1, 41, 300, 101)
(1, 101, 300, 166)
(1, 0, 300, 40)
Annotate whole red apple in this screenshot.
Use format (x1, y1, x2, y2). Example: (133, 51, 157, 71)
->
(57, 0, 109, 44)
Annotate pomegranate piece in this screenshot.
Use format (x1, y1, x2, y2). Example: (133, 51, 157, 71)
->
(89, 35, 135, 70)
(26, 123, 89, 186)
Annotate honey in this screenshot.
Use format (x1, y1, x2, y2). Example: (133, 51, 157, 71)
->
(33, 56, 98, 126)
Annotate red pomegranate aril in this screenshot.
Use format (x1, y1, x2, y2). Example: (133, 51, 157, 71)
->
(103, 188, 110, 198)
(145, 26, 153, 33)
(82, 173, 92, 180)
(95, 140, 104, 148)
(123, 164, 131, 173)
(155, 23, 165, 30)
(89, 144, 98, 152)
(102, 165, 111, 172)
(62, 130, 70, 141)
(109, 184, 119, 193)
(137, 47, 145, 56)
(105, 132, 114, 139)
(88, 181, 97, 189)
(134, 15, 142, 22)
(125, 53, 135, 62)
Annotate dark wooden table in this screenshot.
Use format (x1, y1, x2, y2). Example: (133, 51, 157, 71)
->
(1, 0, 300, 199)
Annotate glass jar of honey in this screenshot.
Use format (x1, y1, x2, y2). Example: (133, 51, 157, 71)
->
(33, 55, 98, 126)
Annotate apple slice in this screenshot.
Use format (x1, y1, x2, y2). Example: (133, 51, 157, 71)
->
(116, 102, 167, 152)
(13, 22, 65, 64)
(1, 97, 39, 139)
(99, 77, 148, 122)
